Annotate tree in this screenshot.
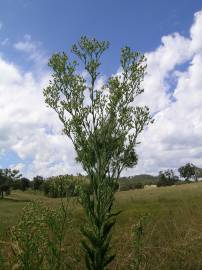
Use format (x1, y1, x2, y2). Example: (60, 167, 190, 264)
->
(178, 163, 198, 181)
(0, 168, 22, 198)
(44, 36, 152, 269)
(3, 168, 22, 181)
(0, 170, 10, 198)
(12, 179, 21, 190)
(32, 175, 44, 190)
(157, 169, 179, 187)
(20, 177, 30, 191)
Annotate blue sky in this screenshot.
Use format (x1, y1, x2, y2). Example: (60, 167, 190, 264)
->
(0, 1, 202, 178)
(0, 0, 202, 73)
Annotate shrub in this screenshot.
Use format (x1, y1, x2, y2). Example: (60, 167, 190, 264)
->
(157, 170, 178, 187)
(119, 179, 144, 191)
(43, 175, 92, 198)
(134, 182, 144, 189)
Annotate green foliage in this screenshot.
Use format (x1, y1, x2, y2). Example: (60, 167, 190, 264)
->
(32, 175, 44, 190)
(2, 184, 202, 269)
(10, 200, 71, 270)
(119, 179, 144, 191)
(12, 178, 30, 191)
(44, 199, 72, 270)
(120, 174, 158, 184)
(131, 215, 149, 270)
(79, 178, 120, 270)
(43, 175, 73, 197)
(43, 174, 92, 198)
(44, 36, 152, 269)
(19, 178, 30, 191)
(157, 170, 179, 187)
(0, 168, 22, 198)
(11, 202, 49, 270)
(0, 171, 11, 198)
(178, 163, 198, 181)
(1, 168, 22, 180)
(195, 167, 202, 178)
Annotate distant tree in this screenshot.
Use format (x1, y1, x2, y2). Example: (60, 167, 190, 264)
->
(44, 36, 152, 269)
(0, 170, 10, 198)
(12, 179, 21, 190)
(157, 170, 179, 187)
(178, 163, 198, 181)
(3, 168, 22, 181)
(0, 168, 22, 198)
(32, 176, 44, 190)
(195, 166, 202, 179)
(20, 177, 30, 191)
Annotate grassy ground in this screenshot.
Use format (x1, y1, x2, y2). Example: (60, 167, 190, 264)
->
(1, 183, 202, 269)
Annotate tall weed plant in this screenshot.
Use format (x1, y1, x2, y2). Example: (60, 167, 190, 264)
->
(10, 200, 72, 270)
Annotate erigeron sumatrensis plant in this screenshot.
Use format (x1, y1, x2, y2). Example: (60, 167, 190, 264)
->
(44, 36, 153, 270)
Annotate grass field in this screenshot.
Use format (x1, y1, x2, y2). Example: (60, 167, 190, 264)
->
(1, 183, 202, 269)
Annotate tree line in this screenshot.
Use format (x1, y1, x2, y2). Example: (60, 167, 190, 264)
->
(0, 169, 44, 198)
(157, 163, 202, 187)
(1, 162, 201, 199)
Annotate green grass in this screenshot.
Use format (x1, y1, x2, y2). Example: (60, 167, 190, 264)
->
(1, 183, 202, 269)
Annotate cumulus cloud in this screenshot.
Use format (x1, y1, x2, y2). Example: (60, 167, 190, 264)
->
(1, 10, 202, 178)
(0, 52, 81, 178)
(127, 10, 202, 176)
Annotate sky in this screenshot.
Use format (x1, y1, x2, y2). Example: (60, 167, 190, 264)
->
(0, 0, 202, 178)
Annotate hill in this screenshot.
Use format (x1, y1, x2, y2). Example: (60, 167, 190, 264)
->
(120, 174, 158, 184)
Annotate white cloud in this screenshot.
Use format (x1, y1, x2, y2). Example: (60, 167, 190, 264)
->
(190, 10, 202, 53)
(127, 10, 202, 176)
(1, 10, 202, 178)
(10, 163, 25, 172)
(14, 35, 36, 52)
(0, 52, 81, 178)
(14, 34, 48, 67)
(136, 32, 192, 113)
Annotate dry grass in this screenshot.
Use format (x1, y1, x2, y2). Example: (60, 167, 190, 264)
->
(1, 182, 202, 269)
